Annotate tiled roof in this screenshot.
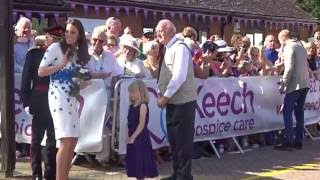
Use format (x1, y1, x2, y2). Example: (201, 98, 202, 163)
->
(112, 0, 318, 21)
(13, 0, 70, 12)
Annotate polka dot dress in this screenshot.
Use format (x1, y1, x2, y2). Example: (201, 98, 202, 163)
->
(39, 43, 80, 140)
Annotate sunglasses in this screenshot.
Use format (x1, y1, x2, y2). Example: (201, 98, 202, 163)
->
(92, 38, 105, 44)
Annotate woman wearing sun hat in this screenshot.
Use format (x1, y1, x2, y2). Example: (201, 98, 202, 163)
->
(117, 36, 152, 78)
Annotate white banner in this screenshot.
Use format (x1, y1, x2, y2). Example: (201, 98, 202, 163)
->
(14, 73, 33, 143)
(2, 75, 320, 155)
(1, 74, 108, 153)
(118, 76, 320, 154)
(75, 79, 108, 153)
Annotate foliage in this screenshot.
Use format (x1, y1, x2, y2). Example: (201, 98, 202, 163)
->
(296, 0, 320, 19)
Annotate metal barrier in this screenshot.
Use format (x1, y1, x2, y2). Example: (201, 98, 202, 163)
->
(111, 79, 122, 152)
(109, 77, 320, 158)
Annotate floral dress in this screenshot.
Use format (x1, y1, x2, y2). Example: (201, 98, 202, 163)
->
(39, 42, 80, 139)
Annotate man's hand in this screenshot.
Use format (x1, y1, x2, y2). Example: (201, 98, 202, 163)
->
(278, 82, 285, 94)
(157, 96, 169, 108)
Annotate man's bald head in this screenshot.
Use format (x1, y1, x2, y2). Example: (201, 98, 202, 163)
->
(105, 17, 122, 37)
(156, 19, 176, 45)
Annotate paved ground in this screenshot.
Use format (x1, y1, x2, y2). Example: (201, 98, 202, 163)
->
(2, 139, 320, 180)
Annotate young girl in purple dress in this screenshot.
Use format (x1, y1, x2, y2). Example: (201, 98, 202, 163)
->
(126, 79, 158, 180)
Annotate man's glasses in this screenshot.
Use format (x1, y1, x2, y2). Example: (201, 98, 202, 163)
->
(92, 38, 105, 44)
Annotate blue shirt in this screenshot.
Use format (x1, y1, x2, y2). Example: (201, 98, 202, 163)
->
(14, 41, 33, 73)
(264, 48, 278, 64)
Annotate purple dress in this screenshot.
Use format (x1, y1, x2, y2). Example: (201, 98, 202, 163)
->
(126, 103, 158, 178)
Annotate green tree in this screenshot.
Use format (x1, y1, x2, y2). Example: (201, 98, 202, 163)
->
(296, 0, 320, 19)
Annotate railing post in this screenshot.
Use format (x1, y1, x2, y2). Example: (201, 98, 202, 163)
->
(0, 0, 16, 177)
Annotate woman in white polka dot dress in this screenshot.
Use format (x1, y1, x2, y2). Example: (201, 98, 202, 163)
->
(38, 19, 90, 180)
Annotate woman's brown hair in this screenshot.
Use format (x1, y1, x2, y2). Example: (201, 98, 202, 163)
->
(60, 19, 90, 66)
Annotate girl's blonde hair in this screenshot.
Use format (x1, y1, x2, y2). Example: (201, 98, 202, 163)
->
(248, 46, 259, 56)
(128, 80, 149, 104)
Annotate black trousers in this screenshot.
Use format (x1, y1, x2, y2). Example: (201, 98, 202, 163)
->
(166, 101, 196, 180)
(30, 97, 56, 179)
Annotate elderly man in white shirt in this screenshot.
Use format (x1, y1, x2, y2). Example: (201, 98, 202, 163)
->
(14, 17, 33, 73)
(156, 19, 197, 180)
(86, 27, 122, 164)
(87, 27, 122, 90)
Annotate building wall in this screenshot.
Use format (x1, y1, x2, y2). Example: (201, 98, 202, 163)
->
(70, 6, 316, 44)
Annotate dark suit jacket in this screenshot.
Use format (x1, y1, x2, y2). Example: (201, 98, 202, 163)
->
(21, 46, 50, 114)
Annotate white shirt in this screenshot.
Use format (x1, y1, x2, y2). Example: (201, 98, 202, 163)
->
(86, 49, 122, 88)
(117, 56, 152, 79)
(163, 37, 190, 98)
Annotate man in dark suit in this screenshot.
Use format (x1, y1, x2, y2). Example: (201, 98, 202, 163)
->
(21, 26, 64, 180)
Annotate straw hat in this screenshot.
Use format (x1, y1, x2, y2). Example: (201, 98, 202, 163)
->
(120, 37, 141, 56)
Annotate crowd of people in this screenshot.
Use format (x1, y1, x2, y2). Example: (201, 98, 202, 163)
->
(13, 14, 320, 180)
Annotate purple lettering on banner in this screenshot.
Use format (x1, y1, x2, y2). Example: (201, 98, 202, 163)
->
(148, 128, 166, 144)
(233, 118, 255, 131)
(15, 108, 22, 115)
(196, 86, 205, 118)
(24, 124, 32, 136)
(148, 87, 158, 98)
(19, 119, 25, 134)
(231, 91, 242, 114)
(242, 83, 255, 113)
(194, 119, 235, 137)
(195, 125, 202, 136)
(202, 93, 215, 118)
(217, 92, 230, 116)
(196, 83, 256, 118)
(309, 79, 317, 93)
(304, 98, 320, 111)
(224, 121, 231, 132)
(249, 119, 254, 129)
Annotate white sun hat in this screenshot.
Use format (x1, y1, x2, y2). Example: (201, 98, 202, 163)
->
(214, 39, 233, 52)
(120, 36, 141, 56)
